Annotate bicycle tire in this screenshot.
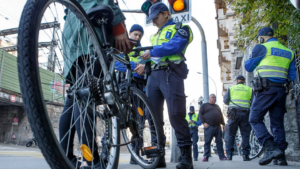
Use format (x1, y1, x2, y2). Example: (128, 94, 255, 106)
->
(249, 130, 263, 160)
(17, 0, 119, 168)
(121, 87, 163, 169)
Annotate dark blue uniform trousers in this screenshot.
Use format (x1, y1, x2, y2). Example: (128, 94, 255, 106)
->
(146, 69, 192, 147)
(227, 111, 251, 155)
(204, 126, 226, 158)
(249, 86, 288, 150)
(190, 128, 199, 159)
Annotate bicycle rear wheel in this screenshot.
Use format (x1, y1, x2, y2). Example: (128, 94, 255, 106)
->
(249, 130, 263, 160)
(17, 0, 119, 168)
(121, 87, 164, 169)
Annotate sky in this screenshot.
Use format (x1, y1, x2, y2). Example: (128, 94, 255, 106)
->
(0, 0, 223, 116)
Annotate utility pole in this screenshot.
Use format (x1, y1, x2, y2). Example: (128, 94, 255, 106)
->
(47, 18, 58, 72)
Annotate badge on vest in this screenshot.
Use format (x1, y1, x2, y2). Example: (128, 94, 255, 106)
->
(165, 31, 172, 39)
(178, 29, 188, 36)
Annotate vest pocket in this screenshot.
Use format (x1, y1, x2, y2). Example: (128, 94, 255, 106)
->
(172, 91, 186, 116)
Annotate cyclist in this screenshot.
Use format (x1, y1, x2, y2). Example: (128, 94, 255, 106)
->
(59, 0, 131, 168)
(141, 2, 194, 169)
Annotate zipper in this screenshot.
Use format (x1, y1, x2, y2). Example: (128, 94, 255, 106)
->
(156, 30, 162, 45)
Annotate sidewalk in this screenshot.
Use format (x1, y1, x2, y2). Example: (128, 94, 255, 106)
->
(119, 155, 300, 169)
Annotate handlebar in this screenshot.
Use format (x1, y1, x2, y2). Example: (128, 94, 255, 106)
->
(131, 46, 153, 52)
(130, 46, 153, 58)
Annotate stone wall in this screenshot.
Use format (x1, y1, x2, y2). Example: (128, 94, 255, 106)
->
(0, 106, 31, 145)
(0, 104, 127, 152)
(263, 91, 300, 161)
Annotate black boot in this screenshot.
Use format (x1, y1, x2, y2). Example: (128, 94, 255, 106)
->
(243, 155, 251, 161)
(176, 146, 193, 169)
(259, 139, 283, 165)
(227, 153, 233, 161)
(276, 151, 288, 166)
(130, 155, 138, 165)
(273, 159, 278, 165)
(155, 156, 167, 168)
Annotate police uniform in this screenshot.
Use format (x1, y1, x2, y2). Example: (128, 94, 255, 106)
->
(245, 27, 296, 165)
(223, 75, 252, 161)
(186, 106, 201, 161)
(145, 2, 194, 169)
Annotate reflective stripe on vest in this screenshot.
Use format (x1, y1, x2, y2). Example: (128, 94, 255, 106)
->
(185, 113, 199, 127)
(150, 24, 193, 66)
(256, 41, 294, 79)
(229, 84, 252, 109)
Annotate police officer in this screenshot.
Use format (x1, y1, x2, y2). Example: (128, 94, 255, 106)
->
(140, 2, 194, 169)
(245, 27, 296, 165)
(186, 106, 201, 161)
(223, 75, 252, 161)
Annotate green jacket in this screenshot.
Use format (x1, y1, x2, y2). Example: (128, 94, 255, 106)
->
(62, 0, 126, 81)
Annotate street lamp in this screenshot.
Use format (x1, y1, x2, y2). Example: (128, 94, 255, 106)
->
(197, 72, 217, 98)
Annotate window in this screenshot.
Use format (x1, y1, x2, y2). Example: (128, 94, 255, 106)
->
(224, 40, 229, 49)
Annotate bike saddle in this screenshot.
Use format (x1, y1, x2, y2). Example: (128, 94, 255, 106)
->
(86, 5, 114, 27)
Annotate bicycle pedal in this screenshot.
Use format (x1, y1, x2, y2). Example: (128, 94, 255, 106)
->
(142, 146, 162, 158)
(80, 144, 93, 162)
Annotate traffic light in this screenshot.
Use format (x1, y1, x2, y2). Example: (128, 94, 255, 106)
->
(168, 0, 190, 14)
(167, 0, 191, 23)
(141, 0, 162, 26)
(141, 0, 162, 16)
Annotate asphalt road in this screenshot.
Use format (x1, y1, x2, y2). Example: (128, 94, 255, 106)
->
(1, 143, 300, 169)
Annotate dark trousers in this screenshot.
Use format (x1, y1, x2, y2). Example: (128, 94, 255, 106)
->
(59, 98, 100, 163)
(190, 128, 199, 159)
(59, 56, 101, 163)
(249, 87, 288, 150)
(227, 111, 251, 155)
(204, 125, 225, 158)
(146, 70, 192, 147)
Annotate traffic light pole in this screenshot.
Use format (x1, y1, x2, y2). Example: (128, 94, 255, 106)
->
(191, 17, 209, 103)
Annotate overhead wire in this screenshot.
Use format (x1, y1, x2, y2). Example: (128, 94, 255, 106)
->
(121, 0, 150, 41)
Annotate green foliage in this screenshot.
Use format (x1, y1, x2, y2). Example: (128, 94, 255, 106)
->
(225, 0, 300, 51)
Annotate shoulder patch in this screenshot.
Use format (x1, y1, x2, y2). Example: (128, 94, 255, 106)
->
(165, 31, 172, 39)
(178, 29, 188, 36)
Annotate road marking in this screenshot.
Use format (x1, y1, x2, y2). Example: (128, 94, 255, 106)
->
(0, 151, 44, 158)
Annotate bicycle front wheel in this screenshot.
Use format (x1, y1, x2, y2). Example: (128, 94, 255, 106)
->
(121, 87, 164, 169)
(17, 0, 119, 169)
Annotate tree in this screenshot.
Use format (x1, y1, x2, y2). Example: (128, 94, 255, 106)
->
(225, 0, 300, 51)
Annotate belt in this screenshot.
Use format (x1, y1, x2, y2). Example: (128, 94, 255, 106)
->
(189, 126, 198, 130)
(151, 64, 169, 71)
(237, 109, 249, 113)
(268, 81, 285, 87)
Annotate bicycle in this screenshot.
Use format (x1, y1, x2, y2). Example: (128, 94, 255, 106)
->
(26, 137, 38, 147)
(17, 0, 163, 169)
